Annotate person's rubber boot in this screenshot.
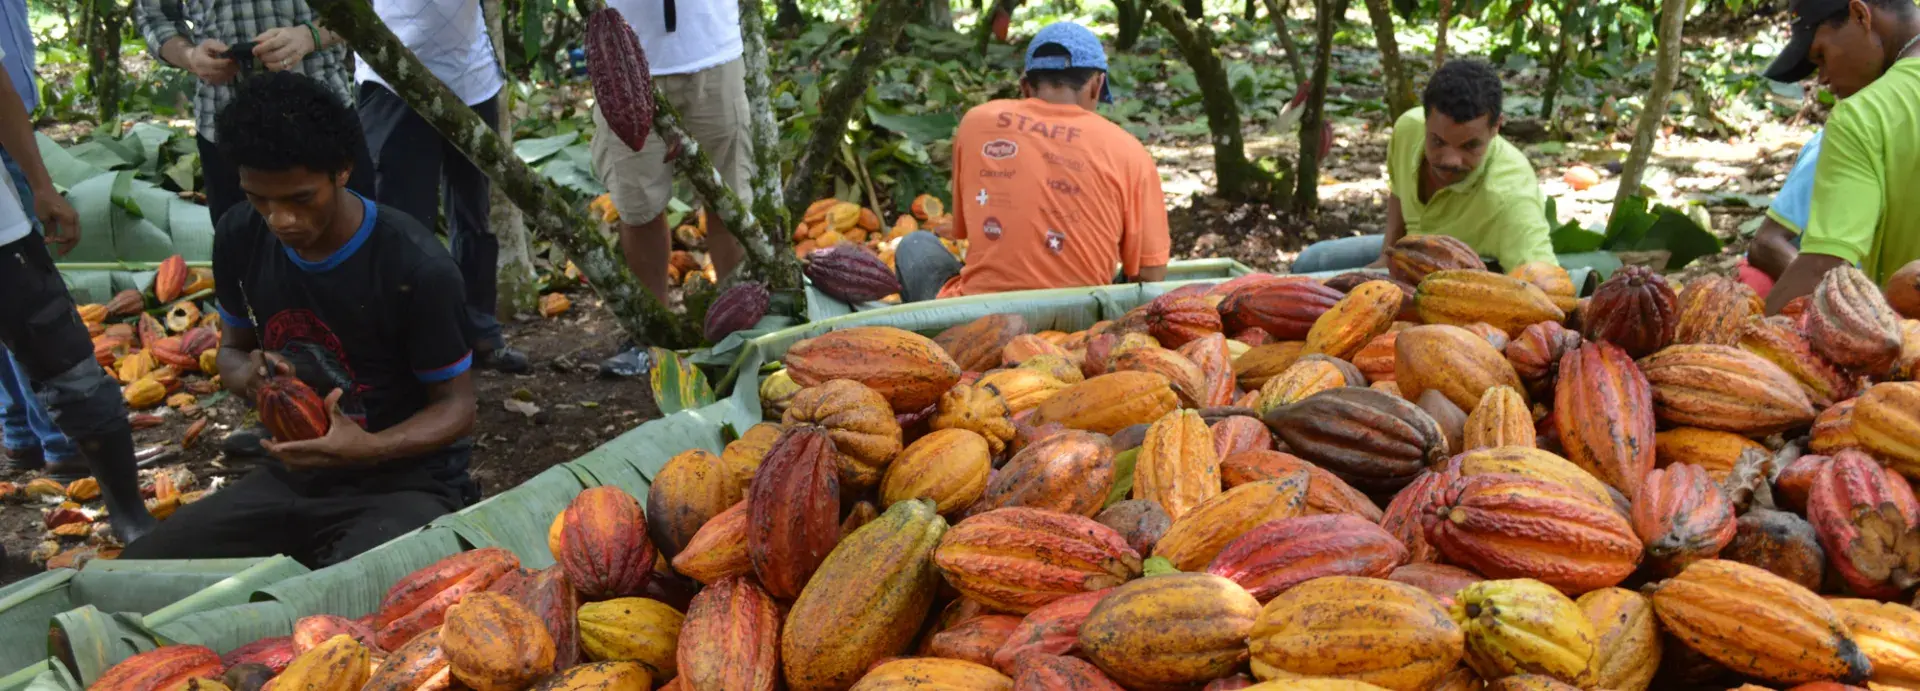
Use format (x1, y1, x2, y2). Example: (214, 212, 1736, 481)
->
(71, 432, 157, 545)
(475, 345, 531, 374)
(3, 446, 44, 472)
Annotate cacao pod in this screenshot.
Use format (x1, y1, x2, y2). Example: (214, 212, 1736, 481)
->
(1653, 427, 1765, 485)
(1252, 359, 1347, 416)
(1248, 576, 1463, 690)
(934, 507, 1142, 613)
(936, 313, 1029, 372)
(1078, 573, 1260, 688)
(1828, 597, 1920, 690)
(1813, 397, 1864, 455)
(807, 243, 904, 304)
(1206, 514, 1408, 602)
(1395, 324, 1527, 413)
(1351, 331, 1398, 383)
(1264, 387, 1448, 494)
(90, 645, 222, 691)
(1555, 341, 1656, 499)
(1001, 333, 1070, 368)
(1416, 390, 1467, 457)
(1145, 293, 1222, 348)
(1386, 234, 1486, 284)
(747, 425, 841, 599)
(1894, 318, 1920, 380)
(974, 429, 1114, 518)
(583, 14, 656, 151)
(1638, 344, 1816, 436)
(677, 575, 778, 691)
(931, 382, 1016, 458)
(1723, 507, 1827, 592)
(1177, 333, 1237, 408)
(1154, 474, 1308, 571)
(1424, 471, 1642, 594)
(1111, 346, 1208, 409)
(577, 597, 681, 677)
(704, 282, 770, 343)
(153, 254, 188, 303)
(531, 662, 653, 691)
(1094, 501, 1170, 557)
(1504, 321, 1583, 398)
(1381, 470, 1447, 563)
(670, 500, 750, 585)
(1509, 262, 1579, 313)
(1387, 563, 1482, 606)
(1451, 578, 1596, 685)
(256, 376, 329, 442)
(783, 499, 948, 691)
(1647, 559, 1871, 685)
(647, 449, 742, 559)
(1581, 265, 1678, 359)
(783, 378, 905, 489)
(364, 626, 450, 691)
(273, 635, 371, 691)
(1576, 587, 1660, 691)
(221, 637, 296, 674)
(978, 369, 1069, 414)
(373, 547, 519, 651)
(1806, 449, 1920, 599)
(1674, 275, 1762, 346)
(1304, 280, 1403, 360)
(1234, 341, 1308, 391)
(1854, 382, 1920, 477)
(1010, 654, 1124, 690)
(105, 288, 144, 317)
(1630, 462, 1737, 577)
(443, 592, 556, 691)
(291, 614, 378, 655)
(1808, 265, 1903, 374)
(785, 326, 962, 414)
(1211, 415, 1272, 461)
(1033, 371, 1178, 436)
(1413, 270, 1566, 337)
(1133, 409, 1222, 520)
(1462, 386, 1533, 451)
(881, 428, 991, 515)
(1219, 449, 1383, 521)
(1890, 260, 1920, 319)
(851, 658, 1012, 690)
(927, 615, 1021, 668)
(991, 588, 1112, 673)
(1741, 315, 1856, 409)
(558, 486, 655, 601)
(1221, 277, 1345, 341)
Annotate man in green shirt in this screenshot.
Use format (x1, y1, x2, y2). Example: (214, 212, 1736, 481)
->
(1290, 60, 1557, 275)
(1762, 0, 1920, 313)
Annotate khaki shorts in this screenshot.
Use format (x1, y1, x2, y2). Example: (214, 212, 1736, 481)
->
(591, 57, 755, 224)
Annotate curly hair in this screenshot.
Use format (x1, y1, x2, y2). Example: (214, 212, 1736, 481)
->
(1422, 59, 1504, 125)
(214, 72, 363, 175)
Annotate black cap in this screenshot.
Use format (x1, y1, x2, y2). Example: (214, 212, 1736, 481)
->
(1766, 0, 1852, 82)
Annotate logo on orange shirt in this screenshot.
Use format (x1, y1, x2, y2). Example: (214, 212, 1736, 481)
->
(982, 139, 1019, 160)
(983, 217, 1003, 240)
(1045, 229, 1065, 254)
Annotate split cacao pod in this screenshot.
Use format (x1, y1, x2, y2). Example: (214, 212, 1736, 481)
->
(256, 376, 330, 442)
(747, 425, 841, 600)
(1638, 344, 1816, 436)
(1504, 321, 1583, 398)
(1424, 471, 1642, 594)
(807, 243, 904, 304)
(1555, 341, 1656, 499)
(1154, 474, 1308, 571)
(647, 449, 742, 559)
(1647, 559, 1871, 685)
(585, 8, 653, 151)
(1462, 386, 1533, 451)
(1451, 578, 1596, 685)
(1386, 234, 1486, 285)
(703, 282, 769, 343)
(1509, 262, 1579, 313)
(1674, 275, 1762, 346)
(1094, 500, 1170, 557)
(881, 428, 992, 515)
(1205, 514, 1409, 602)
(1221, 277, 1345, 341)
(1078, 573, 1261, 689)
(934, 507, 1142, 613)
(1581, 265, 1678, 359)
(1413, 269, 1566, 337)
(1630, 462, 1737, 577)
(1854, 382, 1920, 477)
(442, 592, 556, 691)
(1219, 449, 1383, 521)
(1723, 507, 1827, 592)
(1177, 333, 1237, 408)
(90, 645, 222, 691)
(1248, 576, 1463, 690)
(1133, 409, 1222, 520)
(932, 382, 1015, 458)
(1806, 449, 1920, 599)
(1010, 654, 1124, 690)
(1395, 324, 1527, 413)
(785, 326, 962, 414)
(677, 576, 779, 691)
(1145, 293, 1222, 348)
(1234, 341, 1308, 391)
(1827, 597, 1920, 690)
(974, 429, 1114, 518)
(373, 547, 520, 651)
(936, 313, 1029, 372)
(783, 499, 948, 691)
(783, 378, 904, 488)
(1577, 587, 1660, 691)
(991, 588, 1112, 673)
(1808, 265, 1903, 374)
(851, 658, 1012, 690)
(1032, 371, 1178, 436)
(558, 486, 656, 601)
(1304, 280, 1403, 360)
(577, 597, 681, 677)
(1264, 387, 1448, 494)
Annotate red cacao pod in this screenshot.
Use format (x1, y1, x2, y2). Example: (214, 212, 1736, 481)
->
(372, 547, 520, 651)
(704, 281, 770, 343)
(1210, 415, 1271, 460)
(1010, 654, 1125, 690)
(1807, 449, 1920, 599)
(221, 636, 296, 674)
(1204, 513, 1408, 602)
(806, 243, 904, 304)
(992, 588, 1113, 674)
(1219, 276, 1344, 341)
(974, 429, 1114, 518)
(1630, 462, 1737, 577)
(747, 425, 842, 600)
(558, 486, 656, 600)
(1555, 341, 1656, 499)
(291, 614, 379, 655)
(926, 615, 1022, 667)
(1381, 469, 1449, 563)
(495, 566, 580, 669)
(933, 507, 1142, 614)
(1424, 471, 1642, 594)
(585, 8, 654, 151)
(678, 575, 780, 691)
(1581, 265, 1678, 359)
(92, 645, 220, 691)
(1387, 562, 1483, 607)
(1385, 234, 1486, 284)
(1505, 321, 1583, 398)
(256, 375, 330, 442)
(935, 313, 1029, 372)
(1145, 293, 1222, 349)
(1219, 449, 1384, 521)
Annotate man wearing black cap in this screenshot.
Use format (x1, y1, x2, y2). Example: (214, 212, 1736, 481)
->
(1762, 0, 1920, 312)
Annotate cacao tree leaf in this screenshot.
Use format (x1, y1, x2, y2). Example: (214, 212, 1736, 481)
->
(1106, 448, 1140, 508)
(513, 132, 577, 164)
(863, 106, 959, 144)
(649, 347, 715, 415)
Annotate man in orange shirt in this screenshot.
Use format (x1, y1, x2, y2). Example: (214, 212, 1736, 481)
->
(893, 22, 1171, 301)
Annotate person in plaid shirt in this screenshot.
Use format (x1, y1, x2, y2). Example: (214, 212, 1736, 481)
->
(133, 0, 373, 227)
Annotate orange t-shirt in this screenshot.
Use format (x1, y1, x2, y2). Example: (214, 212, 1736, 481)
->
(940, 98, 1171, 298)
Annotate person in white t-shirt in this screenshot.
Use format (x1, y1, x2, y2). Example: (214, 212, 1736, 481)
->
(0, 45, 157, 544)
(591, 0, 751, 376)
(355, 0, 527, 373)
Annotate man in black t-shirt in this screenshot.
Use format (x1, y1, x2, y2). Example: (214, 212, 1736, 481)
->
(122, 73, 479, 567)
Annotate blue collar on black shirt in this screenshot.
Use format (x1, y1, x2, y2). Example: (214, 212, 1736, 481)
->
(281, 192, 377, 273)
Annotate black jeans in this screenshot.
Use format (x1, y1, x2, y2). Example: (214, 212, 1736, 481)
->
(198, 134, 375, 229)
(894, 230, 963, 303)
(0, 234, 128, 440)
(357, 84, 503, 350)
(119, 462, 466, 568)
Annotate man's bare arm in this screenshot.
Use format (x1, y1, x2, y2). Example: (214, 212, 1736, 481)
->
(1747, 219, 1800, 281)
(1765, 253, 1849, 314)
(1135, 265, 1168, 283)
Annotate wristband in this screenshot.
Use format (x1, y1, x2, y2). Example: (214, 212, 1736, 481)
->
(304, 22, 323, 51)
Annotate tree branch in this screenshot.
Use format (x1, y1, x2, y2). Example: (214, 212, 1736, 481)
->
(1151, 0, 1286, 204)
(1360, 0, 1414, 115)
(783, 0, 924, 220)
(1614, 0, 1685, 205)
(739, 0, 791, 233)
(1294, 0, 1351, 213)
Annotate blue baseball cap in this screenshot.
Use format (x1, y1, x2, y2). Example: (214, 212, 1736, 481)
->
(1024, 22, 1115, 103)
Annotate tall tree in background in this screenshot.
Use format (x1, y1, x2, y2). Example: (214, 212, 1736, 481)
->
(81, 0, 131, 123)
(483, 0, 541, 317)
(1434, 0, 1454, 67)
(1540, 0, 1581, 126)
(1293, 0, 1351, 213)
(740, 0, 789, 232)
(1257, 0, 1308, 84)
(1152, 0, 1287, 204)
(785, 0, 924, 221)
(1114, 0, 1152, 50)
(1361, 0, 1414, 114)
(1615, 0, 1685, 206)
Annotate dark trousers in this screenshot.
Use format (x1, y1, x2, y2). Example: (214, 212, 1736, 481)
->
(357, 84, 503, 350)
(198, 134, 376, 228)
(0, 234, 129, 441)
(120, 464, 465, 568)
(894, 231, 963, 303)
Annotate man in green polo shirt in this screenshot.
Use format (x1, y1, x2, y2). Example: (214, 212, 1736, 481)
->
(1762, 0, 1920, 313)
(1291, 59, 1557, 275)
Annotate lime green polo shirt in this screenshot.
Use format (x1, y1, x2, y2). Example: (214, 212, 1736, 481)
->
(1388, 108, 1558, 269)
(1804, 59, 1920, 285)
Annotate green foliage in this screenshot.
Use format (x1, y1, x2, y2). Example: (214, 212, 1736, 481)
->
(1548, 192, 1722, 270)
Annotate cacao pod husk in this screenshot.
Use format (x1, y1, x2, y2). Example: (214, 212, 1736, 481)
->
(1828, 597, 1920, 690)
(443, 591, 555, 691)
(1387, 563, 1482, 607)
(991, 587, 1112, 674)
(1234, 341, 1308, 391)
(783, 499, 948, 691)
(1010, 654, 1124, 690)
(1177, 333, 1237, 408)
(1304, 280, 1403, 360)
(1077, 573, 1260, 688)
(934, 507, 1141, 614)
(1462, 386, 1533, 451)
(1032, 371, 1179, 437)
(747, 425, 841, 600)
(1806, 449, 1920, 599)
(1145, 293, 1222, 349)
(1576, 587, 1660, 691)
(1647, 559, 1871, 685)
(850, 658, 1012, 690)
(1248, 576, 1463, 690)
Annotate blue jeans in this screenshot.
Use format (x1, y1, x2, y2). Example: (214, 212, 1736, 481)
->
(1291, 234, 1386, 275)
(0, 151, 75, 462)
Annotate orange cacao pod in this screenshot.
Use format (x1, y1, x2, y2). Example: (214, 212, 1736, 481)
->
(1674, 275, 1762, 346)
(1145, 293, 1222, 349)
(1386, 234, 1485, 284)
(1351, 331, 1398, 383)
(927, 615, 1022, 668)
(784, 378, 905, 489)
(1133, 409, 1222, 520)
(1653, 427, 1765, 485)
(1504, 321, 1583, 398)
(153, 254, 188, 303)
(991, 588, 1112, 673)
(1094, 500, 1170, 557)
(1155, 474, 1309, 571)
(932, 382, 1015, 458)
(1252, 359, 1346, 416)
(364, 626, 449, 691)
(1577, 587, 1661, 691)
(1555, 341, 1656, 499)
(671, 500, 751, 585)
(1424, 471, 1642, 594)
(1827, 597, 1920, 690)
(1387, 562, 1482, 606)
(90, 645, 221, 691)
(1894, 318, 1919, 380)
(292, 614, 379, 655)
(442, 592, 556, 690)
(936, 313, 1029, 372)
(1890, 260, 1920, 319)
(1176, 333, 1236, 408)
(1648, 559, 1871, 685)
(647, 449, 743, 559)
(1413, 269, 1567, 337)
(782, 500, 947, 691)
(1381, 469, 1448, 563)
(557, 486, 656, 601)
(974, 429, 1114, 518)
(1741, 315, 1856, 408)
(747, 426, 841, 600)
(786, 326, 963, 413)
(1009, 654, 1124, 690)
(852, 658, 1012, 690)
(1265, 387, 1448, 494)
(1111, 346, 1208, 409)
(492, 566, 580, 669)
(373, 547, 520, 651)
(1807, 449, 1920, 599)
(1462, 385, 1533, 451)
(1211, 415, 1270, 460)
(1395, 324, 1527, 413)
(1001, 334, 1070, 368)
(1509, 262, 1579, 313)
(1808, 265, 1903, 375)
(1032, 371, 1179, 436)
(1219, 449, 1383, 521)
(933, 507, 1142, 613)
(677, 575, 779, 691)
(1206, 514, 1407, 602)
(1247, 576, 1464, 690)
(1220, 277, 1344, 340)
(1077, 573, 1260, 689)
(1813, 397, 1864, 455)
(882, 428, 992, 516)
(1582, 265, 1678, 359)
(1630, 463, 1737, 577)
(1638, 344, 1816, 436)
(255, 375, 330, 442)
(1304, 280, 1403, 360)
(1234, 341, 1308, 391)
(979, 368, 1069, 414)
(1855, 382, 1920, 477)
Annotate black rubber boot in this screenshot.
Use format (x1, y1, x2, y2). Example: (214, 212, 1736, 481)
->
(71, 432, 157, 545)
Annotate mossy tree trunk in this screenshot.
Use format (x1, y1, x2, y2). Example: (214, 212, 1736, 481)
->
(739, 0, 789, 233)
(483, 0, 541, 318)
(82, 0, 129, 123)
(1293, 0, 1351, 213)
(785, 0, 924, 221)
(1434, 0, 1453, 68)
(1115, 0, 1151, 50)
(1540, 0, 1578, 126)
(776, 0, 807, 30)
(1151, 0, 1288, 205)
(1257, 0, 1308, 86)
(1614, 0, 1685, 206)
(1361, 0, 1414, 115)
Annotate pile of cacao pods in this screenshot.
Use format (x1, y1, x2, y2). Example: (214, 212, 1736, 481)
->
(74, 254, 224, 415)
(0, 466, 206, 567)
(94, 237, 1920, 691)
(792, 194, 967, 306)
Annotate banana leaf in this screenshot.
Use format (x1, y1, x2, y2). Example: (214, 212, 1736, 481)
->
(67, 557, 288, 618)
(7, 662, 72, 691)
(252, 527, 465, 622)
(0, 571, 75, 673)
(36, 133, 216, 305)
(148, 601, 297, 653)
(649, 347, 716, 415)
(428, 465, 586, 569)
(48, 606, 154, 683)
(139, 557, 310, 628)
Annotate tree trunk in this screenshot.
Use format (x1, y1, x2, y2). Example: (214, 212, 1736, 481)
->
(739, 0, 789, 232)
(786, 0, 923, 221)
(308, 0, 705, 346)
(1151, 0, 1287, 205)
(1116, 0, 1149, 50)
(1540, 0, 1577, 127)
(776, 0, 806, 30)
(1294, 0, 1350, 213)
(1183, 0, 1205, 19)
(1434, 0, 1453, 68)
(1258, 0, 1308, 85)
(84, 0, 127, 123)
(972, 0, 1005, 57)
(1245, 0, 1259, 20)
(1361, 0, 1414, 114)
(1614, 0, 1684, 206)
(482, 0, 541, 318)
